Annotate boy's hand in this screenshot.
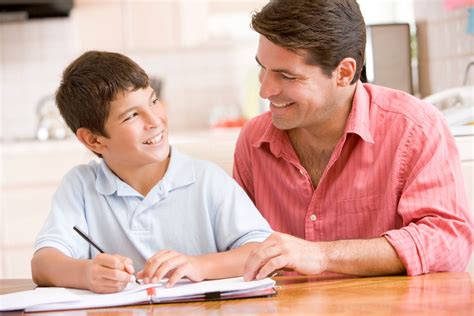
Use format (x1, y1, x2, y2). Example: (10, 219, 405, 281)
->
(137, 250, 206, 287)
(85, 253, 135, 293)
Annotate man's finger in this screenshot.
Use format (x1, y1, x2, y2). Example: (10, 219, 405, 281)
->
(255, 255, 288, 280)
(244, 245, 282, 281)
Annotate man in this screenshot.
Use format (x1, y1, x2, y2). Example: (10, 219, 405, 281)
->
(234, 0, 473, 280)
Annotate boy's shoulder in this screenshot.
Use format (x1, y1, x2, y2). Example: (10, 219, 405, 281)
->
(61, 160, 102, 187)
(171, 149, 226, 176)
(169, 149, 231, 186)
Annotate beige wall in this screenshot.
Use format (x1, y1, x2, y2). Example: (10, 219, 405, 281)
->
(414, 0, 474, 97)
(0, 0, 266, 140)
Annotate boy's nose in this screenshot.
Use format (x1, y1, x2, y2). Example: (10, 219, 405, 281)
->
(144, 111, 161, 128)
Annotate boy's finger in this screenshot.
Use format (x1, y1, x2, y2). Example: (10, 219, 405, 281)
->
(143, 252, 178, 281)
(124, 263, 135, 274)
(165, 266, 186, 287)
(110, 255, 134, 273)
(152, 256, 185, 282)
(115, 255, 134, 269)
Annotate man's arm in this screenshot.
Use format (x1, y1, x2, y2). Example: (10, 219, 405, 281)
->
(31, 247, 135, 293)
(244, 233, 405, 280)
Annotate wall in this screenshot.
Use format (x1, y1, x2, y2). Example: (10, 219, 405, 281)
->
(414, 0, 474, 97)
(0, 0, 266, 140)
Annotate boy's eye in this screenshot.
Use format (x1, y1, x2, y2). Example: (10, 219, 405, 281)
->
(123, 112, 138, 122)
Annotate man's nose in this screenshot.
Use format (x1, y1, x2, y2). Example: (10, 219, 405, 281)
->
(259, 73, 280, 100)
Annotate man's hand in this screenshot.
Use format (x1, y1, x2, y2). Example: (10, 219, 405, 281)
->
(85, 253, 135, 293)
(244, 232, 327, 281)
(137, 250, 206, 287)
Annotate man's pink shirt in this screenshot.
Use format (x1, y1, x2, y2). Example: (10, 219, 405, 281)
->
(233, 82, 473, 275)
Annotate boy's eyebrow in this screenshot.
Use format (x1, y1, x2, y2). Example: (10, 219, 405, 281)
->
(116, 89, 158, 120)
(255, 56, 300, 77)
(149, 89, 157, 101)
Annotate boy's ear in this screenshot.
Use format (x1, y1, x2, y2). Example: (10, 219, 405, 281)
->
(335, 57, 357, 87)
(76, 128, 107, 155)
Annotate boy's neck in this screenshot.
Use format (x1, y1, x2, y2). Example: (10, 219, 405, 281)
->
(105, 157, 171, 197)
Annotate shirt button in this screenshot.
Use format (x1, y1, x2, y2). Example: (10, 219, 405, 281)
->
(310, 214, 317, 221)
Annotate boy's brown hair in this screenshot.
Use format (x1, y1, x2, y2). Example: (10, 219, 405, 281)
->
(251, 0, 366, 84)
(56, 51, 149, 137)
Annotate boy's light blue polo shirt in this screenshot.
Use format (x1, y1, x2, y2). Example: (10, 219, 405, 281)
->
(34, 148, 273, 271)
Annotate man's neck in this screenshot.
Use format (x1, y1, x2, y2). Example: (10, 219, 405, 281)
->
(286, 84, 356, 188)
(288, 84, 355, 150)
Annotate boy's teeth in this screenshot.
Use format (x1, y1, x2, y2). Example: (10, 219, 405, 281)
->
(144, 133, 163, 145)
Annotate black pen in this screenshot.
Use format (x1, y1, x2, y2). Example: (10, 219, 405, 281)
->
(73, 225, 140, 285)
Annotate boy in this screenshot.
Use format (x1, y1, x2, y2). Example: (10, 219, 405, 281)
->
(31, 51, 273, 294)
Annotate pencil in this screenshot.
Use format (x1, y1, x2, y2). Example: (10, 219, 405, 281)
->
(73, 225, 140, 285)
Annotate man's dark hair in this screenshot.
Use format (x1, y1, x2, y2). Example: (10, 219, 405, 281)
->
(251, 0, 366, 84)
(56, 51, 149, 137)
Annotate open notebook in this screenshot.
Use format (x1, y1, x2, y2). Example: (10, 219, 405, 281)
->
(0, 277, 276, 312)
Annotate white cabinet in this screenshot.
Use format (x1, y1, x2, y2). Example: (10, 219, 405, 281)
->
(455, 136, 474, 273)
(455, 136, 474, 207)
(1, 132, 472, 278)
(0, 129, 239, 278)
(73, 0, 209, 52)
(0, 141, 95, 278)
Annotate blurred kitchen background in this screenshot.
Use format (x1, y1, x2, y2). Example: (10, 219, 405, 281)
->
(0, 0, 473, 278)
(0, 0, 473, 140)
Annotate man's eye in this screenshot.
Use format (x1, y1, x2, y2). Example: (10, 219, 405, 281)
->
(281, 74, 296, 80)
(151, 98, 160, 106)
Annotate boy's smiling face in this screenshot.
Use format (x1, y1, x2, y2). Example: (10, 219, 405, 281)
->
(95, 85, 170, 172)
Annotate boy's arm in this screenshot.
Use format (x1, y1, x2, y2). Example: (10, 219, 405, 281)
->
(32, 248, 89, 288)
(197, 242, 259, 279)
(138, 242, 260, 287)
(32, 247, 136, 293)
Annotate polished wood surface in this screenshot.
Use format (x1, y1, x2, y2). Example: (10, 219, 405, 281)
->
(1, 273, 473, 315)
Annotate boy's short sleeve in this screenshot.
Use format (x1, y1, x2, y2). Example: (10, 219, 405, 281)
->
(34, 166, 91, 259)
(209, 166, 273, 251)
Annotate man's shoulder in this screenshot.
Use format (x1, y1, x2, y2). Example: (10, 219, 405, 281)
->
(366, 84, 443, 127)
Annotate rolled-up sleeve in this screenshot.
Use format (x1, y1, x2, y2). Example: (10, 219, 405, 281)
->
(384, 119, 473, 275)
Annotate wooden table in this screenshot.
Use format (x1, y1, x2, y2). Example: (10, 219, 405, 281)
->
(1, 272, 472, 315)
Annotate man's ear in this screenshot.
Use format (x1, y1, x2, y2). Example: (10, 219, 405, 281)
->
(76, 128, 107, 155)
(335, 57, 357, 87)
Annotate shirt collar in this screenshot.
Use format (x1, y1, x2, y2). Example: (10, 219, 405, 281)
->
(95, 146, 195, 197)
(344, 81, 375, 144)
(252, 81, 374, 155)
(251, 112, 289, 158)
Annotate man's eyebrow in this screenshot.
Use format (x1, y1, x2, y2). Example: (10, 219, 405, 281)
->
(255, 56, 300, 76)
(255, 56, 265, 69)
